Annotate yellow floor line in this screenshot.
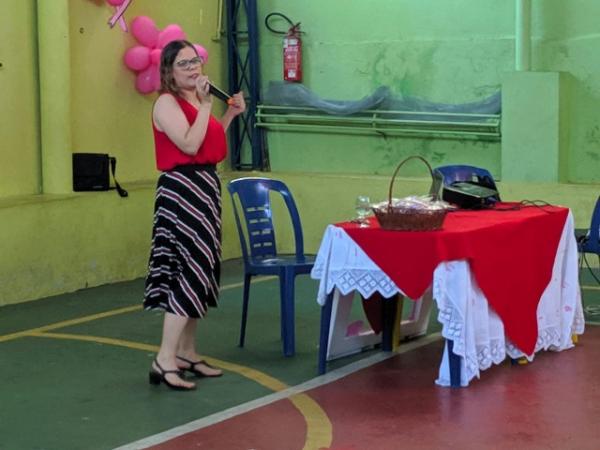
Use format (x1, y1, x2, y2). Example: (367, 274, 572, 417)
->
(30, 331, 332, 450)
(582, 284, 600, 291)
(0, 277, 277, 344)
(290, 393, 333, 450)
(0, 305, 140, 343)
(28, 331, 288, 391)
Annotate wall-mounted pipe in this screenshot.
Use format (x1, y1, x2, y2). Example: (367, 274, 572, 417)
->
(515, 0, 531, 71)
(212, 0, 224, 41)
(255, 106, 501, 141)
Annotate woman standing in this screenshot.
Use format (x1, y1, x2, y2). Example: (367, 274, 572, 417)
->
(144, 40, 245, 390)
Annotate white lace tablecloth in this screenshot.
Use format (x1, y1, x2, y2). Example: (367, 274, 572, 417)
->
(311, 212, 585, 387)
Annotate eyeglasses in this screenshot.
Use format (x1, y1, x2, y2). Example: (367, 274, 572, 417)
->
(174, 57, 202, 70)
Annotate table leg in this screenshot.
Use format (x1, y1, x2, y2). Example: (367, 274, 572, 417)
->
(318, 291, 334, 375)
(447, 339, 462, 388)
(381, 295, 399, 352)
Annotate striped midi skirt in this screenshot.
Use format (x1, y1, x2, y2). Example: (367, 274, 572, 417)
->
(143, 164, 221, 318)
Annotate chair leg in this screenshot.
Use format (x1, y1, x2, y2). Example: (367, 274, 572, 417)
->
(239, 273, 252, 347)
(279, 274, 286, 342)
(281, 267, 296, 357)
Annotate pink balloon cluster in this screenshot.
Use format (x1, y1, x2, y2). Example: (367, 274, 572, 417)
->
(123, 16, 209, 94)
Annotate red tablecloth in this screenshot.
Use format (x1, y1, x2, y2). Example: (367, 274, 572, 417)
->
(339, 204, 570, 355)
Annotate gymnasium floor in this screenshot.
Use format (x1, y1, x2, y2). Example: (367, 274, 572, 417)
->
(1, 259, 599, 450)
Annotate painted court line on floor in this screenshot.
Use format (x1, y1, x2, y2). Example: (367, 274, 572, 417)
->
(30, 331, 333, 450)
(113, 333, 443, 450)
(30, 331, 288, 391)
(0, 274, 327, 450)
(582, 284, 600, 291)
(0, 276, 276, 343)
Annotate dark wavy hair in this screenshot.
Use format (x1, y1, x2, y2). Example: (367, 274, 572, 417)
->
(159, 40, 198, 95)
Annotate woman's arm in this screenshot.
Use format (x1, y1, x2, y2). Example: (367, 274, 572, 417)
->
(153, 78, 212, 155)
(218, 92, 246, 131)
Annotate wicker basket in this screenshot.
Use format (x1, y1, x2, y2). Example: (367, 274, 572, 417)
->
(373, 156, 447, 231)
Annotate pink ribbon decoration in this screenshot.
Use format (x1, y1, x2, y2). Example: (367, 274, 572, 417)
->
(108, 0, 133, 31)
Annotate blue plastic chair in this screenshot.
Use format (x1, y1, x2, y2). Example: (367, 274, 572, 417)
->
(227, 177, 315, 357)
(577, 196, 600, 256)
(432, 164, 501, 202)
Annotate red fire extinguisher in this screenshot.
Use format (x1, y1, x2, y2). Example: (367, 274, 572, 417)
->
(283, 24, 302, 82)
(266, 13, 303, 82)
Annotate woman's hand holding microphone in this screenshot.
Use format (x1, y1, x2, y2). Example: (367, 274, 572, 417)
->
(196, 75, 245, 117)
(195, 75, 212, 106)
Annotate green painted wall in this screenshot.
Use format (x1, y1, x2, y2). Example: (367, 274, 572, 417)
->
(502, 71, 570, 182)
(0, 0, 229, 306)
(257, 0, 600, 183)
(535, 0, 600, 182)
(257, 0, 511, 175)
(1, 1, 600, 307)
(0, 0, 40, 196)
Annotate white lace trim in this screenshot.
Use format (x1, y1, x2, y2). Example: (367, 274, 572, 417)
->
(323, 269, 400, 300)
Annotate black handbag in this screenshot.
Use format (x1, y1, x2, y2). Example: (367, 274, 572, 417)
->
(72, 153, 128, 197)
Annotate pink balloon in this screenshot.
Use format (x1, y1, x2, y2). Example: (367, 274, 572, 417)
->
(131, 16, 159, 48)
(193, 44, 209, 64)
(157, 24, 187, 49)
(150, 48, 162, 66)
(135, 65, 157, 94)
(106, 0, 125, 5)
(124, 46, 151, 71)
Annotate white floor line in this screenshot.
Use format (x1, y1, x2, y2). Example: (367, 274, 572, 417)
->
(113, 333, 442, 450)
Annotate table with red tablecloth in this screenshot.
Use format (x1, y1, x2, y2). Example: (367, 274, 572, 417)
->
(311, 204, 585, 386)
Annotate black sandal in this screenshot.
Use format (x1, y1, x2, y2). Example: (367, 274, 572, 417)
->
(176, 356, 223, 378)
(149, 359, 196, 390)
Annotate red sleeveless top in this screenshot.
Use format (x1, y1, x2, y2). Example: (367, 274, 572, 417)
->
(152, 95, 227, 171)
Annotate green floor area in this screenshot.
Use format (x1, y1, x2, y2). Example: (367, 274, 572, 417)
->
(0, 259, 417, 450)
(0, 259, 599, 450)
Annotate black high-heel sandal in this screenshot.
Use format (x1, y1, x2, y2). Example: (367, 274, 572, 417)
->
(176, 356, 223, 378)
(149, 359, 196, 391)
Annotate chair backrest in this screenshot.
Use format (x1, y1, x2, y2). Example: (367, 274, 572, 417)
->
(582, 196, 600, 254)
(227, 177, 306, 262)
(433, 164, 501, 201)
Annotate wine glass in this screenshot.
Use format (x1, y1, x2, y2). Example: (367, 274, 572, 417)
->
(355, 195, 371, 227)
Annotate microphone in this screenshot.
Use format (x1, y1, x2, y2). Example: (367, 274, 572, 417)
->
(208, 82, 234, 105)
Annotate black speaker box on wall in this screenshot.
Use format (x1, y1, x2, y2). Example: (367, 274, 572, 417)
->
(72, 153, 110, 191)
